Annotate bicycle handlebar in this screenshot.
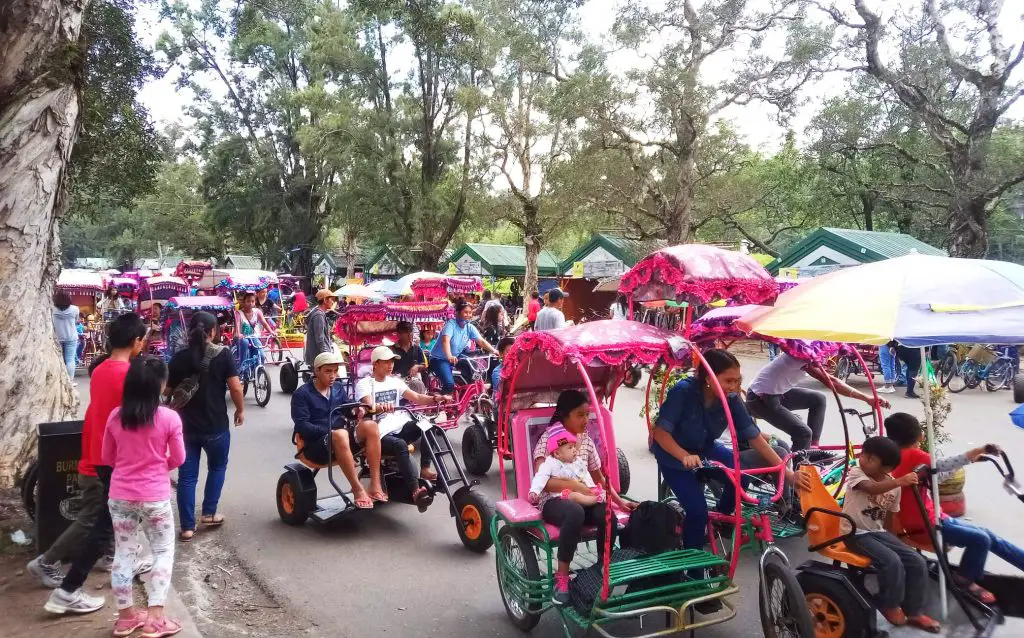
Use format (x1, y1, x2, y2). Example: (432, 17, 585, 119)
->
(703, 453, 793, 506)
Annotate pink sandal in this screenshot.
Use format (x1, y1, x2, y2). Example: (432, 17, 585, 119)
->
(113, 610, 148, 637)
(141, 617, 182, 638)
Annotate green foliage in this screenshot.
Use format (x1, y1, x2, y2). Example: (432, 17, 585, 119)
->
(69, 0, 162, 218)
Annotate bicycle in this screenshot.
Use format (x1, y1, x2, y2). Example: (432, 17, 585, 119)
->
(234, 336, 272, 407)
(937, 343, 971, 389)
(949, 345, 1016, 393)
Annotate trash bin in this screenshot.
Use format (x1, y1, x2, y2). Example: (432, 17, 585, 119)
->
(35, 420, 84, 554)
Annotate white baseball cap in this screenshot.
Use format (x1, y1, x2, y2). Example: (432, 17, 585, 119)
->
(313, 352, 345, 369)
(371, 345, 399, 364)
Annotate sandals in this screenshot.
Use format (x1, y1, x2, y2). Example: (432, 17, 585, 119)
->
(352, 492, 374, 510)
(141, 617, 182, 638)
(953, 574, 997, 604)
(179, 530, 194, 543)
(200, 514, 225, 527)
(420, 467, 438, 481)
(906, 614, 941, 633)
(113, 610, 148, 637)
(412, 486, 430, 513)
(368, 490, 389, 503)
(880, 608, 907, 626)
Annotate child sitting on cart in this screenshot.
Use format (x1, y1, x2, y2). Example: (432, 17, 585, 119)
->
(886, 412, 1024, 605)
(840, 436, 940, 632)
(528, 425, 604, 507)
(532, 390, 635, 605)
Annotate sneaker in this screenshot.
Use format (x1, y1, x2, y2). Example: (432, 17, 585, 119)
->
(552, 571, 571, 606)
(44, 587, 105, 615)
(878, 385, 896, 394)
(27, 555, 65, 588)
(134, 556, 154, 577)
(113, 610, 148, 637)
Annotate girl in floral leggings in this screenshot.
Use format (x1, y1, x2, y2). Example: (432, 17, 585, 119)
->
(101, 355, 186, 637)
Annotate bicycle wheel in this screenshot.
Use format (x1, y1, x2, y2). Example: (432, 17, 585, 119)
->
(948, 361, 969, 393)
(938, 353, 958, 387)
(963, 360, 982, 389)
(985, 359, 1012, 392)
(266, 336, 284, 363)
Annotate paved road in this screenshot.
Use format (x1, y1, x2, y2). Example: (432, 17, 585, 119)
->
(79, 353, 1024, 636)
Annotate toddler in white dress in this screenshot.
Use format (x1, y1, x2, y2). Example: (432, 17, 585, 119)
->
(528, 425, 604, 506)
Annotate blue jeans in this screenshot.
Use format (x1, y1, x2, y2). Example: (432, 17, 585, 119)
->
(766, 343, 780, 362)
(660, 441, 746, 549)
(58, 339, 77, 380)
(878, 345, 896, 384)
(176, 430, 231, 531)
(429, 356, 475, 393)
(941, 517, 1024, 582)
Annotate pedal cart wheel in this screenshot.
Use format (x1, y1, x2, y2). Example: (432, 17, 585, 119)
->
(276, 472, 310, 526)
(462, 421, 493, 476)
(495, 526, 542, 632)
(279, 360, 299, 393)
(759, 554, 815, 638)
(453, 486, 494, 553)
(254, 366, 272, 406)
(616, 447, 631, 494)
(797, 571, 867, 638)
(266, 336, 284, 363)
(833, 356, 851, 382)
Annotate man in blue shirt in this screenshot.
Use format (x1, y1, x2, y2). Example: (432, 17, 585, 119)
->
(291, 352, 379, 509)
(651, 349, 807, 549)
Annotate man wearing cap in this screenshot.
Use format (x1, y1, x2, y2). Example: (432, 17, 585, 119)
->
(534, 288, 569, 331)
(304, 288, 337, 367)
(291, 352, 379, 510)
(390, 321, 427, 394)
(355, 346, 451, 503)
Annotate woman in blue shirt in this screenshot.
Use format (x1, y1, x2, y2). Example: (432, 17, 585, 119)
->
(653, 349, 808, 549)
(429, 299, 499, 393)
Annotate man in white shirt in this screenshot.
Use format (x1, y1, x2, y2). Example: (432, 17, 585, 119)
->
(355, 346, 450, 497)
(534, 289, 569, 331)
(745, 352, 889, 451)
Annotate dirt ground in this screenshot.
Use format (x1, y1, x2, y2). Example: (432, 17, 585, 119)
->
(0, 488, 316, 638)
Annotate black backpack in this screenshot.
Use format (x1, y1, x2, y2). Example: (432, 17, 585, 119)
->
(619, 500, 683, 554)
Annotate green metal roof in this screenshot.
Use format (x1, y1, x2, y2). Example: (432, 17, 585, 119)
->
(224, 254, 261, 269)
(448, 243, 559, 277)
(770, 227, 945, 273)
(560, 233, 666, 272)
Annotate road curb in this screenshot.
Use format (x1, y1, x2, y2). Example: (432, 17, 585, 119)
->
(141, 572, 202, 637)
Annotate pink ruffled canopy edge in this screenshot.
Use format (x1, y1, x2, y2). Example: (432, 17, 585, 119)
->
(619, 244, 778, 305)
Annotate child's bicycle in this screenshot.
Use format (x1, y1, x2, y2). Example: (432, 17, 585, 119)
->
(234, 336, 272, 407)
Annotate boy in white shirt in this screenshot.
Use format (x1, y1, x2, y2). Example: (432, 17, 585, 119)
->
(355, 346, 450, 506)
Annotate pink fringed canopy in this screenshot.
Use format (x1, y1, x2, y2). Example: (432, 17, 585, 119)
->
(411, 276, 483, 300)
(56, 270, 107, 294)
(619, 244, 778, 305)
(499, 320, 690, 408)
(334, 300, 453, 344)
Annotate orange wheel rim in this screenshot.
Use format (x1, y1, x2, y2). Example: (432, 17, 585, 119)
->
(807, 593, 845, 638)
(462, 505, 482, 540)
(281, 482, 295, 514)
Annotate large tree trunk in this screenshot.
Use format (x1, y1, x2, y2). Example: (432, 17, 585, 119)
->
(0, 0, 86, 487)
(522, 204, 541, 310)
(667, 151, 696, 244)
(948, 198, 988, 258)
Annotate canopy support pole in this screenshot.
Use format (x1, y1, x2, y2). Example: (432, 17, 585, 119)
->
(921, 345, 947, 619)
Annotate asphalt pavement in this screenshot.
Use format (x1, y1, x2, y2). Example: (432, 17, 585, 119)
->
(79, 353, 1024, 637)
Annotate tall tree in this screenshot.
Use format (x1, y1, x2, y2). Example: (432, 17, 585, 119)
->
(593, 0, 828, 243)
(0, 0, 87, 484)
(475, 0, 589, 305)
(821, 0, 1024, 257)
(160, 0, 337, 275)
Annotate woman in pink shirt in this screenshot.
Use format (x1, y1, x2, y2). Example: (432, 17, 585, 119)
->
(102, 355, 186, 637)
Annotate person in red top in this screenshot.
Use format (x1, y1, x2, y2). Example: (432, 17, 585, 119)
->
(887, 412, 1024, 605)
(34, 314, 149, 616)
(526, 291, 541, 327)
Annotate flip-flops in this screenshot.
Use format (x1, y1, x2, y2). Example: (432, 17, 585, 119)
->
(906, 615, 941, 633)
(353, 493, 374, 509)
(179, 530, 194, 543)
(141, 617, 182, 638)
(368, 490, 389, 503)
(200, 514, 225, 526)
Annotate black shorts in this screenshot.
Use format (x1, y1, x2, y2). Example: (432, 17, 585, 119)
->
(300, 433, 331, 465)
